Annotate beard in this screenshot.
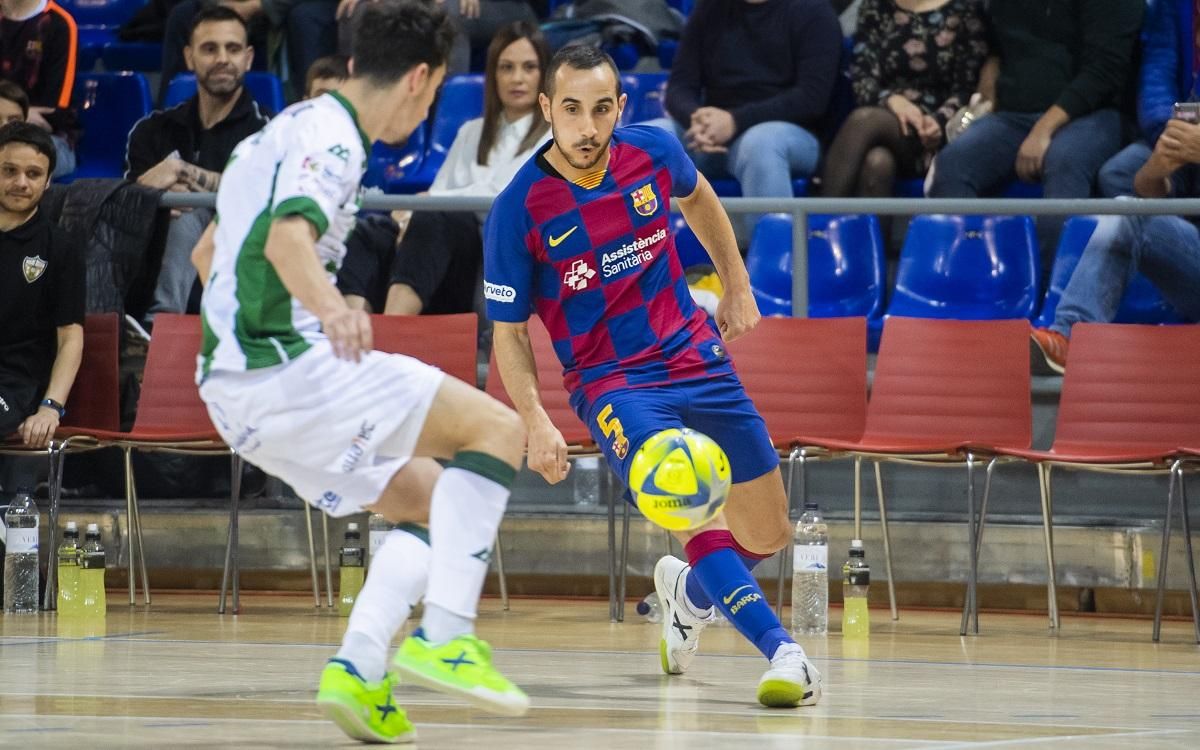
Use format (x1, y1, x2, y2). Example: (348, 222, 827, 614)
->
(552, 126, 612, 172)
(198, 67, 243, 99)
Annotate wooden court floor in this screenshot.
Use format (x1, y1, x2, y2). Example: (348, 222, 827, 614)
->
(1, 593, 1199, 749)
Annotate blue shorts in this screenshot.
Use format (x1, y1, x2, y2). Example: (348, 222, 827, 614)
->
(571, 373, 780, 499)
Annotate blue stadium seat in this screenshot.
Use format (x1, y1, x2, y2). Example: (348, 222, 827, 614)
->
(894, 177, 1045, 199)
(670, 214, 712, 269)
(365, 126, 428, 194)
(100, 41, 163, 72)
(618, 74, 640, 126)
(407, 74, 484, 186)
(59, 0, 157, 71)
(887, 214, 1040, 320)
(70, 71, 153, 179)
(58, 0, 143, 27)
(1034, 216, 1182, 327)
(745, 213, 886, 320)
(633, 72, 668, 122)
(708, 178, 810, 197)
(163, 72, 285, 113)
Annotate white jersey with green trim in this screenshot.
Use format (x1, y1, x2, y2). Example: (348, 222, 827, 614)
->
(197, 91, 370, 380)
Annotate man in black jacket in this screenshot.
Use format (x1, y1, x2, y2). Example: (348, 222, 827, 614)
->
(0, 122, 83, 497)
(125, 5, 269, 325)
(928, 0, 1144, 278)
(658, 0, 841, 236)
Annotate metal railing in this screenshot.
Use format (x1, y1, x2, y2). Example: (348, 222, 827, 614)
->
(160, 192, 1200, 318)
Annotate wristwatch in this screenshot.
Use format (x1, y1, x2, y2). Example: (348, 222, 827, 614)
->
(41, 398, 66, 418)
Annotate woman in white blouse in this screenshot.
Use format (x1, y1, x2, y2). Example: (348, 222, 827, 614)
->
(339, 21, 550, 317)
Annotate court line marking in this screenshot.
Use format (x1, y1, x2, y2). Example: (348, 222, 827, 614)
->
(0, 691, 1185, 735)
(0, 713, 949, 744)
(931, 728, 1187, 749)
(19, 636, 1197, 678)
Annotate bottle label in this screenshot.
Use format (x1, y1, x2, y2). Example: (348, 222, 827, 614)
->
(369, 531, 386, 558)
(80, 552, 106, 570)
(844, 569, 870, 586)
(793, 544, 828, 573)
(340, 548, 364, 567)
(5, 528, 38, 554)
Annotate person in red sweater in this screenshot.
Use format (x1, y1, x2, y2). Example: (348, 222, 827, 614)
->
(0, 0, 78, 177)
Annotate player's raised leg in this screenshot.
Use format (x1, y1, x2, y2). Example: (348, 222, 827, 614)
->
(391, 376, 531, 716)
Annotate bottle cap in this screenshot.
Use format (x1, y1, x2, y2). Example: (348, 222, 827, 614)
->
(850, 539, 863, 549)
(347, 522, 359, 531)
(66, 521, 78, 531)
(87, 523, 100, 533)
(803, 501, 819, 511)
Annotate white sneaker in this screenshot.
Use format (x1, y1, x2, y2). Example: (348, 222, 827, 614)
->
(653, 555, 714, 675)
(757, 643, 822, 707)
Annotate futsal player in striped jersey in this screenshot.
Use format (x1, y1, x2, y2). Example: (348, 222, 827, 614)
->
(486, 45, 822, 708)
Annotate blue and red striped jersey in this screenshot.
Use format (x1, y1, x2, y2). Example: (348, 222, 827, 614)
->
(485, 125, 735, 402)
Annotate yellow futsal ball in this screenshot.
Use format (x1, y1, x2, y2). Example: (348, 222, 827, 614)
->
(629, 428, 732, 531)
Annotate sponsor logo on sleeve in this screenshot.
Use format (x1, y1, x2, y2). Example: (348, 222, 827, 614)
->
(484, 281, 517, 302)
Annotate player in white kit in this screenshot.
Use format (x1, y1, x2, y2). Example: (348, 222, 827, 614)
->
(191, 1, 528, 743)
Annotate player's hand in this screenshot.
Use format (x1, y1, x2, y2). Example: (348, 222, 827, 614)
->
(19, 406, 59, 448)
(715, 287, 760, 342)
(527, 419, 570, 484)
(321, 307, 373, 362)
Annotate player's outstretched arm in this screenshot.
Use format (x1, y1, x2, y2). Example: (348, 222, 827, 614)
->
(675, 172, 760, 341)
(493, 321, 570, 485)
(264, 216, 373, 362)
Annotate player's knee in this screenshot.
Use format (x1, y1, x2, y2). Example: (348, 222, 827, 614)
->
(476, 400, 526, 467)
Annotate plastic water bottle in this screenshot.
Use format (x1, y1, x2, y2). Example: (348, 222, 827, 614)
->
(4, 491, 40, 614)
(573, 456, 601, 506)
(57, 521, 82, 616)
(338, 523, 365, 616)
(78, 524, 107, 620)
(636, 592, 662, 623)
(368, 513, 391, 564)
(841, 539, 870, 639)
(791, 501, 829, 635)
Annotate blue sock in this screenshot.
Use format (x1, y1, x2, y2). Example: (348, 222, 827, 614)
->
(689, 546, 793, 660)
(684, 569, 713, 611)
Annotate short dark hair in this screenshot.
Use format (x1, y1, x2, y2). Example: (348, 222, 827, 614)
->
(350, 0, 456, 87)
(305, 54, 350, 94)
(544, 44, 621, 100)
(0, 121, 56, 175)
(0, 80, 30, 120)
(188, 4, 250, 45)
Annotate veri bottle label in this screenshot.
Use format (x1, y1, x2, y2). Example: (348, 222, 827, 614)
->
(793, 544, 828, 573)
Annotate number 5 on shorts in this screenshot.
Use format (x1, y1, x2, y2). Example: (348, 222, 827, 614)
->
(596, 404, 630, 459)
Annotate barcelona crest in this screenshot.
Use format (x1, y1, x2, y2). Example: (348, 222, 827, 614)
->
(630, 183, 658, 217)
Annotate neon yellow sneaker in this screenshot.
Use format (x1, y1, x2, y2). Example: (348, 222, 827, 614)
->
(316, 659, 416, 744)
(392, 630, 530, 717)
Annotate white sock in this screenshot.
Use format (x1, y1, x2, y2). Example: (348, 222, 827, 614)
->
(336, 526, 431, 682)
(420, 454, 513, 642)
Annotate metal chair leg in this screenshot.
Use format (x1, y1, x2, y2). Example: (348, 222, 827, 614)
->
(127, 459, 151, 607)
(1153, 466, 1178, 642)
(230, 454, 243, 614)
(607, 468, 618, 622)
(960, 453, 979, 636)
(961, 457, 996, 636)
(304, 505, 321, 608)
(853, 456, 863, 540)
(776, 448, 804, 619)
(494, 530, 509, 611)
(123, 447, 137, 606)
(874, 461, 898, 621)
(42, 444, 63, 611)
(1039, 464, 1059, 629)
(1175, 462, 1199, 644)
(322, 512, 334, 608)
(618, 497, 631, 622)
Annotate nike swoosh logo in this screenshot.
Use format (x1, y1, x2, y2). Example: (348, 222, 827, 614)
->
(722, 585, 753, 606)
(548, 226, 578, 247)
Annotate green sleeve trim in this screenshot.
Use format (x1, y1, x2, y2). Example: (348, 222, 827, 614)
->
(394, 523, 430, 546)
(274, 195, 329, 237)
(448, 450, 517, 489)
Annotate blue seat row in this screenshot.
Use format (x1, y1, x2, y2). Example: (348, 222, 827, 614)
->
(740, 213, 1179, 350)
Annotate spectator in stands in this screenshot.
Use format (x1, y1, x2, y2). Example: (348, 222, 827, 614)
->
(820, 0, 989, 199)
(1030, 114, 1200, 374)
(926, 0, 1143, 277)
(126, 5, 269, 326)
(337, 20, 549, 321)
(158, 0, 268, 106)
(657, 0, 841, 239)
(337, 0, 538, 75)
(1098, 0, 1194, 198)
(0, 123, 83, 498)
(0, 80, 28, 126)
(0, 0, 79, 178)
(304, 52, 347, 99)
